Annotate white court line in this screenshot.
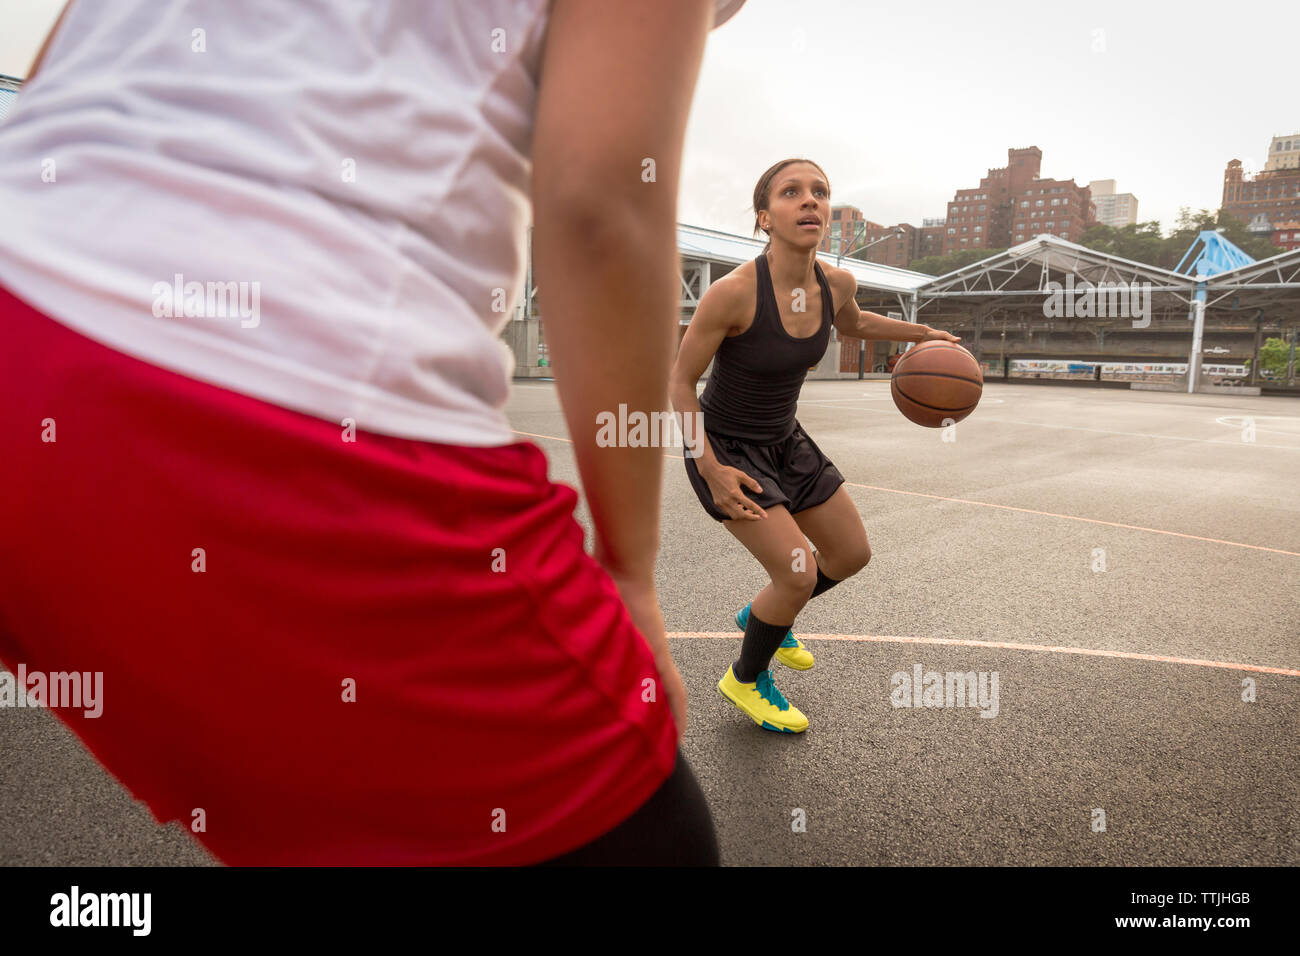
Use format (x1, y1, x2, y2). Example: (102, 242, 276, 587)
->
(1214, 415, 1300, 437)
(665, 632, 1300, 677)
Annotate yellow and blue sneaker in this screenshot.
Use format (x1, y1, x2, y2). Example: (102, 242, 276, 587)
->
(717, 665, 808, 733)
(735, 603, 814, 671)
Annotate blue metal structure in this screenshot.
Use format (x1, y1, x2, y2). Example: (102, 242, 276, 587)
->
(1175, 230, 1256, 392)
(1174, 230, 1255, 277)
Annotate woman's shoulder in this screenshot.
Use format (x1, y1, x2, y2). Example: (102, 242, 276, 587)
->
(700, 261, 759, 334)
(817, 260, 856, 293)
(817, 260, 859, 310)
(726, 257, 759, 287)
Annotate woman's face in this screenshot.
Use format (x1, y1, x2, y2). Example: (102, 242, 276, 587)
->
(761, 163, 830, 249)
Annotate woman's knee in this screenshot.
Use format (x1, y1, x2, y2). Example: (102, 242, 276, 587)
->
(853, 541, 873, 574)
(772, 566, 818, 602)
(822, 542, 872, 579)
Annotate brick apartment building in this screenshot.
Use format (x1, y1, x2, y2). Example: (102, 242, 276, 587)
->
(1222, 157, 1300, 234)
(1272, 221, 1300, 252)
(941, 146, 1039, 256)
(854, 222, 915, 268)
(917, 219, 946, 260)
(820, 207, 923, 269)
(1009, 178, 1093, 246)
(942, 147, 1094, 255)
(820, 206, 914, 268)
(819, 146, 1096, 269)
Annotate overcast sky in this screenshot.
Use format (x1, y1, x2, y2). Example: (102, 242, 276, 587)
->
(685, 0, 1299, 236)
(5, 0, 1296, 236)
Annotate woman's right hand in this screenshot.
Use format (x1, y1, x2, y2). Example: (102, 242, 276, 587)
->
(601, 567, 688, 741)
(702, 464, 768, 521)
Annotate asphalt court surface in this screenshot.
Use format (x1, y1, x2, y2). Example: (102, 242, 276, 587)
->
(3, 380, 1297, 865)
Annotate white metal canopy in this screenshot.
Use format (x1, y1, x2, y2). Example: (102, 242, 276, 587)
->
(677, 223, 933, 296)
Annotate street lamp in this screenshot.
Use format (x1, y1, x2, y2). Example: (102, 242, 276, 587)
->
(835, 225, 906, 268)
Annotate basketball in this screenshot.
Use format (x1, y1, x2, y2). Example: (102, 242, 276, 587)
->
(890, 341, 983, 427)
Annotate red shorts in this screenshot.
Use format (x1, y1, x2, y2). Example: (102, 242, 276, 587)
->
(0, 285, 677, 865)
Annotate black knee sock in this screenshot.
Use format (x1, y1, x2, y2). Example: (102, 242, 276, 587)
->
(810, 552, 841, 600)
(810, 565, 840, 599)
(734, 612, 791, 683)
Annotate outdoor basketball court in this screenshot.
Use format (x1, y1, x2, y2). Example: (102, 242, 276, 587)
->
(2, 379, 1297, 865)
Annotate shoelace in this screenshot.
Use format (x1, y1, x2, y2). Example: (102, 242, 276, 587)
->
(754, 670, 790, 711)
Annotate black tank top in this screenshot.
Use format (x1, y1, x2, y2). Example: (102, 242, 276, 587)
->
(699, 253, 834, 443)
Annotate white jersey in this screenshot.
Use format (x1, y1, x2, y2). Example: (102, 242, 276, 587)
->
(0, 0, 744, 446)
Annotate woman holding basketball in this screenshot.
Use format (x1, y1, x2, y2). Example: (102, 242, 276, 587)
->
(670, 158, 959, 733)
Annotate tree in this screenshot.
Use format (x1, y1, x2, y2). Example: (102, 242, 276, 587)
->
(1077, 221, 1165, 265)
(898, 207, 1285, 276)
(1161, 207, 1283, 268)
(1074, 208, 1284, 270)
(1258, 337, 1291, 377)
(907, 247, 1009, 276)
(1209, 210, 1288, 263)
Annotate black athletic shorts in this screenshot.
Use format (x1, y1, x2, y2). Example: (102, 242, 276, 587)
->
(683, 420, 845, 522)
(536, 749, 718, 866)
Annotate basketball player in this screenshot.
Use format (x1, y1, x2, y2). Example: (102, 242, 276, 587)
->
(0, 0, 744, 866)
(670, 158, 960, 733)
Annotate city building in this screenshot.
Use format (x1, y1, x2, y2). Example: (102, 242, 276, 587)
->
(1087, 179, 1139, 227)
(1272, 221, 1300, 252)
(819, 205, 926, 269)
(821, 204, 873, 255)
(1264, 133, 1300, 171)
(1243, 211, 1275, 237)
(1222, 158, 1300, 233)
(941, 146, 1043, 256)
(1009, 178, 1093, 245)
(853, 222, 915, 268)
(814, 147, 1100, 266)
(917, 219, 947, 260)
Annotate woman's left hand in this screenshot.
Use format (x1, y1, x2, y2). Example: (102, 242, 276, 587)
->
(921, 327, 961, 344)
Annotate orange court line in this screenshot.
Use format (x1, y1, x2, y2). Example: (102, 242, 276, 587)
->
(665, 632, 1300, 677)
(510, 429, 1300, 558)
